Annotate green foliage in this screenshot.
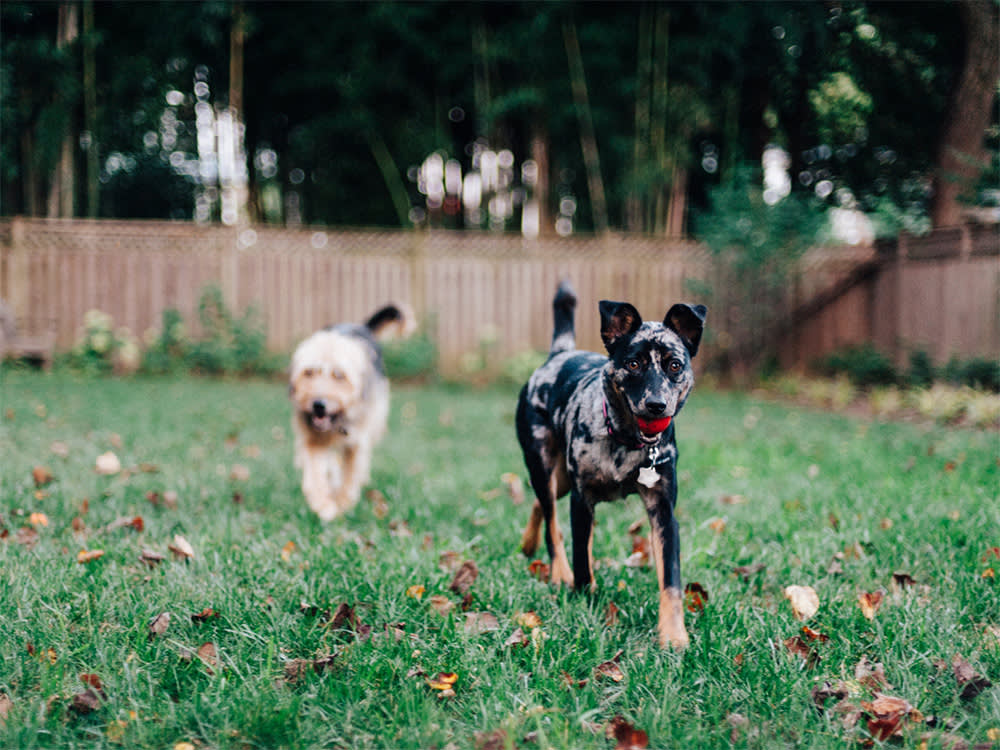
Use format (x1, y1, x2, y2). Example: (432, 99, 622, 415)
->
(141, 308, 189, 375)
(820, 344, 898, 387)
(906, 349, 936, 389)
(381, 330, 439, 381)
(808, 72, 873, 146)
(1, 375, 997, 748)
(185, 286, 278, 377)
(64, 310, 141, 376)
(693, 167, 826, 374)
(943, 355, 1000, 393)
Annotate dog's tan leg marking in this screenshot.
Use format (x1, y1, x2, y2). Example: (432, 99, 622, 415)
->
(521, 499, 544, 556)
(335, 443, 369, 513)
(648, 519, 689, 649)
(546, 474, 574, 587)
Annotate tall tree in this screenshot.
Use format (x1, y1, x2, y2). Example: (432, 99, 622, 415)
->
(929, 0, 999, 227)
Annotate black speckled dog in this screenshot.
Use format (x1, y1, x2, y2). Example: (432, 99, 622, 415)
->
(516, 281, 706, 648)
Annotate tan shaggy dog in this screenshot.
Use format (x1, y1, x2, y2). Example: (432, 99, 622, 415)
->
(289, 304, 413, 521)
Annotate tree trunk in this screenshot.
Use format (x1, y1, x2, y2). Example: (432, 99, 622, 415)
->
(628, 3, 653, 233)
(83, 0, 99, 218)
(47, 1, 79, 219)
(929, 0, 1000, 228)
(530, 124, 552, 235)
(563, 18, 609, 234)
(651, 7, 669, 235)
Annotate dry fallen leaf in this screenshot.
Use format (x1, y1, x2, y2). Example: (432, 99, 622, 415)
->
(280, 541, 296, 562)
(733, 562, 766, 581)
(504, 627, 529, 648)
(428, 595, 454, 616)
(474, 729, 510, 750)
(406, 584, 426, 600)
(95, 451, 121, 475)
(952, 654, 992, 700)
(196, 642, 218, 673)
(463, 612, 500, 636)
(0, 693, 11, 725)
(139, 549, 165, 567)
(528, 559, 550, 581)
(28, 512, 49, 528)
(366, 488, 389, 519)
(76, 549, 105, 564)
(229, 464, 250, 481)
(783, 585, 820, 621)
(427, 671, 458, 691)
(605, 602, 621, 627)
(32, 466, 54, 487)
(858, 591, 884, 620)
(783, 636, 820, 667)
(148, 612, 170, 640)
(708, 517, 727, 534)
(861, 693, 915, 741)
(594, 650, 625, 682)
(449, 560, 479, 595)
(607, 715, 649, 750)
(168, 535, 194, 560)
(801, 625, 829, 642)
(69, 688, 103, 715)
(685, 582, 709, 613)
(190, 608, 219, 623)
(515, 611, 543, 629)
(501, 472, 525, 505)
(855, 656, 891, 690)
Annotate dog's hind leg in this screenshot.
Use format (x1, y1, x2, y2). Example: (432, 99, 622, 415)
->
(520, 451, 574, 586)
(520, 499, 544, 556)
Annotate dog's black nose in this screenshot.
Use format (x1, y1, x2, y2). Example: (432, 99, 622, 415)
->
(311, 399, 327, 417)
(646, 400, 667, 415)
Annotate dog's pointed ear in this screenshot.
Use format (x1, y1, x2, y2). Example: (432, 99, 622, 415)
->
(599, 301, 642, 353)
(664, 303, 707, 357)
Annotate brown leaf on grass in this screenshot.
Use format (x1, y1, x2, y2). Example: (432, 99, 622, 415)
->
(139, 549, 165, 567)
(783, 636, 820, 667)
(855, 656, 892, 691)
(952, 654, 992, 700)
(190, 608, 219, 623)
(15, 527, 39, 549)
(229, 464, 250, 481)
(196, 642, 218, 673)
(365, 488, 389, 519)
(783, 585, 819, 621)
(515, 611, 543, 629)
(500, 472, 525, 505)
(104, 516, 144, 533)
(474, 729, 511, 750)
(607, 716, 649, 750)
(858, 591, 884, 620)
(168, 535, 194, 560)
(463, 612, 499, 636)
(428, 595, 455, 616)
(76, 549, 105, 564)
(328, 603, 358, 632)
(280, 541, 296, 562)
(561, 671, 588, 689)
(0, 693, 11, 725)
(69, 688, 103, 715)
(527, 559, 550, 581)
(685, 582, 709, 613)
(504, 627, 529, 648)
(438, 550, 464, 572)
(594, 650, 625, 682)
(427, 672, 458, 691)
(405, 584, 425, 600)
(28, 512, 49, 528)
(95, 451, 121, 475)
(605, 602, 620, 627)
(733, 562, 766, 581)
(891, 572, 918, 589)
(388, 518, 412, 537)
(449, 560, 479, 594)
(626, 535, 650, 567)
(811, 680, 850, 710)
(860, 693, 915, 741)
(720, 493, 747, 505)
(32, 466, 54, 487)
(148, 612, 170, 640)
(79, 673, 104, 693)
(801, 626, 829, 642)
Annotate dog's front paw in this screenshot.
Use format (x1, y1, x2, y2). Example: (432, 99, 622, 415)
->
(312, 501, 341, 522)
(658, 588, 689, 649)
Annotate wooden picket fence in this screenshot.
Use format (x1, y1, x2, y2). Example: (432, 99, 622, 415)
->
(0, 217, 996, 373)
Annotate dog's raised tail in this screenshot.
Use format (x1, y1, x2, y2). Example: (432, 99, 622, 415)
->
(549, 279, 577, 355)
(365, 303, 416, 341)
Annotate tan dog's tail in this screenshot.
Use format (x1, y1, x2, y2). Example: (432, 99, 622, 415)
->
(365, 303, 416, 341)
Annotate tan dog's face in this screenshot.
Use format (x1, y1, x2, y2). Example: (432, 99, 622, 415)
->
(289, 331, 367, 435)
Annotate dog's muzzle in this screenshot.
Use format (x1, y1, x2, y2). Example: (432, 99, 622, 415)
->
(306, 399, 343, 433)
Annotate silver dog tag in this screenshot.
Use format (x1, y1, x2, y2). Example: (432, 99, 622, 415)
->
(637, 465, 660, 488)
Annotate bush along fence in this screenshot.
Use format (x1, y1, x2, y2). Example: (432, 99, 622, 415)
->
(0, 217, 996, 376)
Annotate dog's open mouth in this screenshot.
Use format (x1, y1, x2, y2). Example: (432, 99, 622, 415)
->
(303, 409, 345, 434)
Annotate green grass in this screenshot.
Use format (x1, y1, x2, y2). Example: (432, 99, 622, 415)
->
(0, 371, 997, 749)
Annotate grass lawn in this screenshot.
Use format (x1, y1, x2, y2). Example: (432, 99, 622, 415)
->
(0, 371, 997, 749)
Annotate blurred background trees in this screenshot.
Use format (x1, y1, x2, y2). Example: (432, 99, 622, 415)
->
(2, 0, 997, 235)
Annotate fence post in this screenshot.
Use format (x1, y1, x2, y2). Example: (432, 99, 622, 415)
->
(409, 230, 427, 327)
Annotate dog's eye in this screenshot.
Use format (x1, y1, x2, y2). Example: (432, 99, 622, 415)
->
(668, 359, 682, 374)
(332, 368, 346, 380)
(626, 358, 641, 371)
(303, 368, 315, 378)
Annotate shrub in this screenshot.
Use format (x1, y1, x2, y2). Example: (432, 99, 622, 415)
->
(67, 310, 141, 375)
(381, 330, 438, 381)
(142, 308, 189, 374)
(185, 286, 279, 376)
(821, 344, 897, 387)
(943, 356, 1000, 392)
(906, 349, 935, 389)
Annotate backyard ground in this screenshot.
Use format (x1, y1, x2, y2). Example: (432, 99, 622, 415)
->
(0, 372, 997, 749)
